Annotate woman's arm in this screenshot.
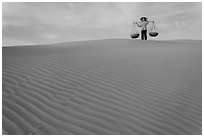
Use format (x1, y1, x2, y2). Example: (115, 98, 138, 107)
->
(135, 22, 142, 27)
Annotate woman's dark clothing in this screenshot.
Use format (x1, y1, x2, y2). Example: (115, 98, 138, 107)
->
(141, 30, 147, 40)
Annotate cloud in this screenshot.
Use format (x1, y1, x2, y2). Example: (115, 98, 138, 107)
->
(2, 2, 202, 46)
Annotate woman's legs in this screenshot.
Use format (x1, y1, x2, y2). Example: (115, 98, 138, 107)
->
(144, 30, 147, 40)
(141, 30, 147, 40)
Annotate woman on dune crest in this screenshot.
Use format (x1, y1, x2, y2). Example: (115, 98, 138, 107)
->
(134, 17, 152, 40)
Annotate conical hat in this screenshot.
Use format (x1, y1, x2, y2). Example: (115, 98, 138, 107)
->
(140, 17, 147, 21)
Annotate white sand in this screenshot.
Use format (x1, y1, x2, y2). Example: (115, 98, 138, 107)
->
(2, 39, 202, 135)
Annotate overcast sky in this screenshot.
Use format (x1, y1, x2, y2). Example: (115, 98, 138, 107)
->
(2, 2, 202, 46)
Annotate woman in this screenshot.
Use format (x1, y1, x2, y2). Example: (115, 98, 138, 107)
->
(135, 17, 150, 40)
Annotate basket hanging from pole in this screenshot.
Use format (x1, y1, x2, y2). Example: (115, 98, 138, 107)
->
(130, 23, 140, 39)
(149, 21, 158, 37)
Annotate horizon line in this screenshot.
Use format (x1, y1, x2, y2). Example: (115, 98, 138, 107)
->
(3, 38, 202, 47)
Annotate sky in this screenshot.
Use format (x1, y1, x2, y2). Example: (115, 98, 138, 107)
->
(2, 2, 202, 46)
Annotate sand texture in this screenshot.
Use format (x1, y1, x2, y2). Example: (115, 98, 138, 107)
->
(2, 39, 202, 135)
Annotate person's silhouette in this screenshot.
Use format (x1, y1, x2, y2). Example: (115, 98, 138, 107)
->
(135, 17, 152, 40)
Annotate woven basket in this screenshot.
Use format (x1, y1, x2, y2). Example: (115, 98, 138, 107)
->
(130, 33, 140, 38)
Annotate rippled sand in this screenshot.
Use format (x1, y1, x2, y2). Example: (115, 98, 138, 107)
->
(2, 39, 202, 135)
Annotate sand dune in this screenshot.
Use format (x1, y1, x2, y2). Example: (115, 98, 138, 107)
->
(2, 39, 202, 135)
